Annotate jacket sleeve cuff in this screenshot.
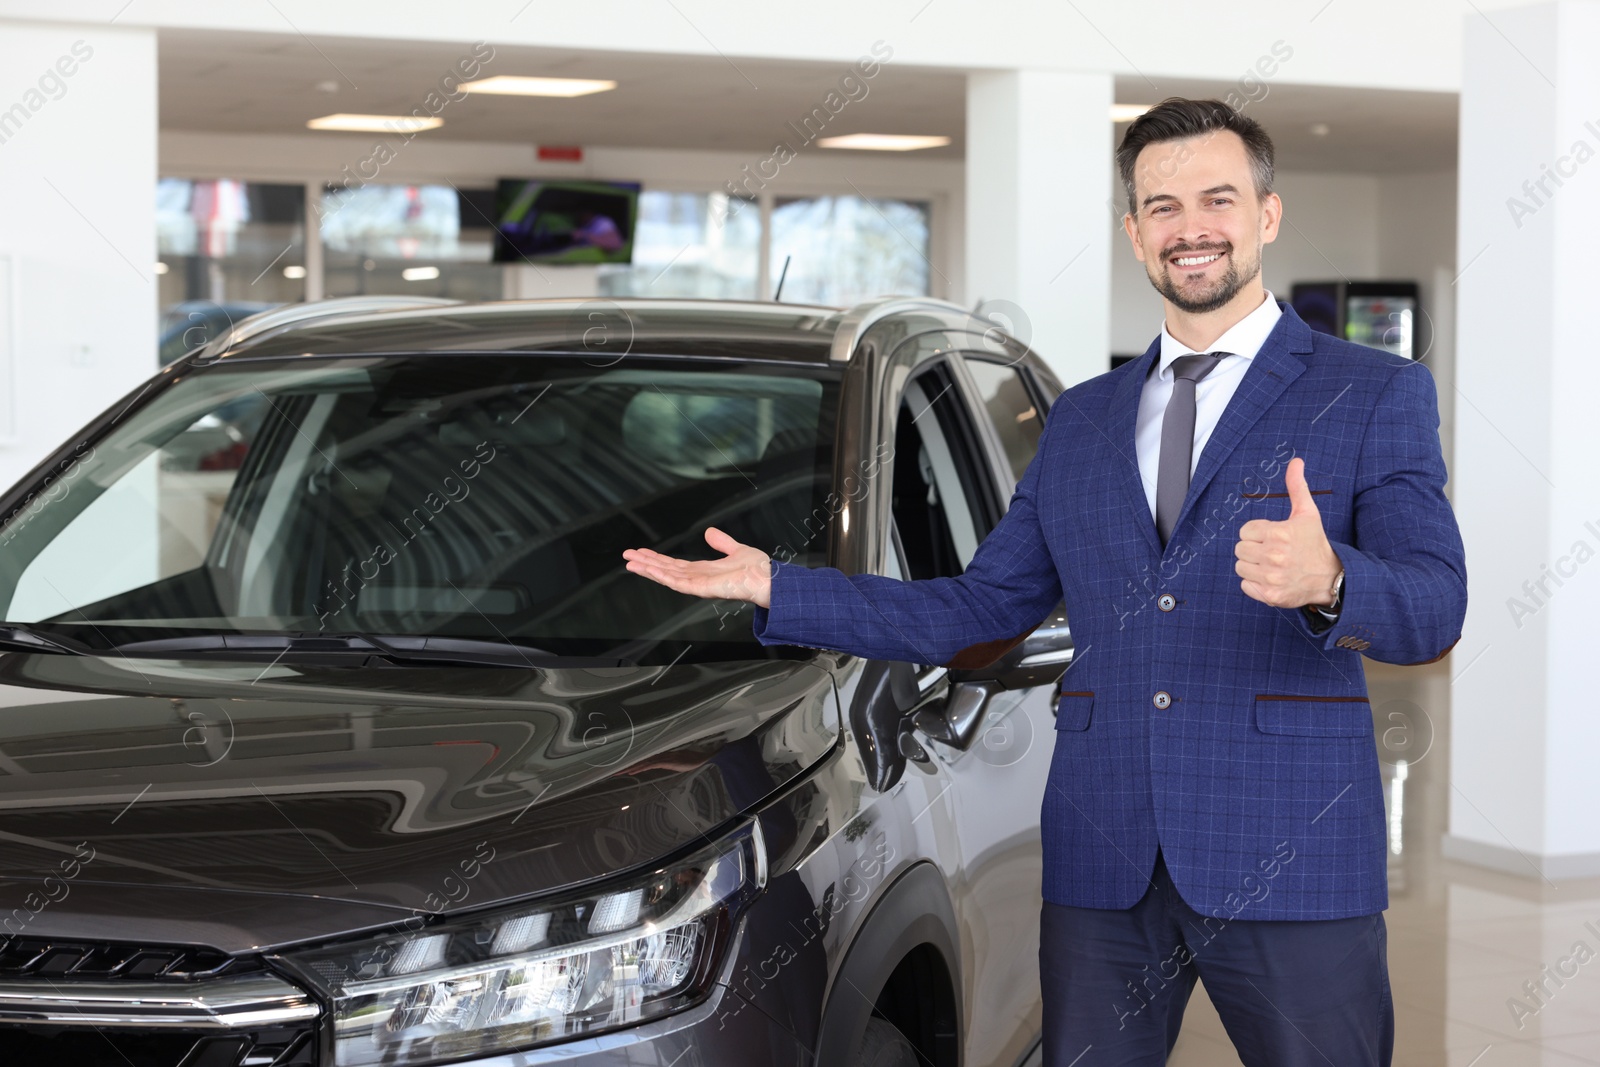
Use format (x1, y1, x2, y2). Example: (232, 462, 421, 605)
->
(1301, 571, 1344, 634)
(750, 558, 813, 647)
(1302, 601, 1340, 635)
(1292, 540, 1370, 650)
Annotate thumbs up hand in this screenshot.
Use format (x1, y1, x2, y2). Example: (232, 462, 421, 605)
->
(1234, 457, 1343, 609)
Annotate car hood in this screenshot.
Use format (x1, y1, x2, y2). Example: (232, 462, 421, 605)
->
(0, 651, 837, 951)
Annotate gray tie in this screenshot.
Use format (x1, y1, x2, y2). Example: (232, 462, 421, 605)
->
(1155, 352, 1226, 547)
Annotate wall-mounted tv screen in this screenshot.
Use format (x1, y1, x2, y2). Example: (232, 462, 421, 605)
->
(492, 179, 640, 265)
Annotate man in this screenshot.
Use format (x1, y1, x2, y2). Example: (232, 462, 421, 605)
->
(622, 97, 1466, 1066)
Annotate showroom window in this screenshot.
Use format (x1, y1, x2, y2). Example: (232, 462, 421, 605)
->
(598, 191, 760, 299)
(155, 179, 940, 347)
(320, 183, 502, 301)
(769, 195, 932, 306)
(155, 178, 305, 363)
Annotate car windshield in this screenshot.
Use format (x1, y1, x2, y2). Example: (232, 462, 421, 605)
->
(0, 353, 839, 664)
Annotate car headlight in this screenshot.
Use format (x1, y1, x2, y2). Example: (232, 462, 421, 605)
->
(278, 821, 766, 1066)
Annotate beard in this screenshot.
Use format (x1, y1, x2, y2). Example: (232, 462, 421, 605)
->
(1147, 240, 1261, 314)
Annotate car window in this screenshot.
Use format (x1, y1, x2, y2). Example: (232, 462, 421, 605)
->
(889, 363, 995, 581)
(882, 519, 907, 580)
(619, 376, 769, 476)
(5, 393, 272, 622)
(962, 356, 1044, 487)
(0, 356, 840, 665)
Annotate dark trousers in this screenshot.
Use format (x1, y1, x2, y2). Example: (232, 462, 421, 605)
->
(1039, 850, 1393, 1066)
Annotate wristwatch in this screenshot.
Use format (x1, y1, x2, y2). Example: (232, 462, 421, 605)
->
(1310, 570, 1344, 621)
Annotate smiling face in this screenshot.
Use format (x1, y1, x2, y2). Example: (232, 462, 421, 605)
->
(1122, 129, 1281, 316)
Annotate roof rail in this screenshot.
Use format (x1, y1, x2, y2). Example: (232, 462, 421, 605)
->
(195, 296, 461, 361)
(827, 297, 996, 362)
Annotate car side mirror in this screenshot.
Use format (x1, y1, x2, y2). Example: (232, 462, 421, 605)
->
(909, 604, 1074, 752)
(848, 658, 921, 793)
(946, 602, 1073, 692)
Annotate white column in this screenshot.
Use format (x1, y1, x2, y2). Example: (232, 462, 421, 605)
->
(1446, 0, 1600, 879)
(965, 70, 1112, 387)
(0, 21, 156, 489)
(303, 181, 325, 302)
(502, 264, 600, 300)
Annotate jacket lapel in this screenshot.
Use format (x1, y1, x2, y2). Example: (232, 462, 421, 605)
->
(1096, 338, 1162, 557)
(1169, 302, 1313, 545)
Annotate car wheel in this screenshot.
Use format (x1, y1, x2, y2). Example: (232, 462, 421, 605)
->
(855, 1017, 920, 1067)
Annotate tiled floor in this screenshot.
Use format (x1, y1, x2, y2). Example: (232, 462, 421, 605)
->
(1018, 658, 1600, 1065)
(1160, 659, 1600, 1066)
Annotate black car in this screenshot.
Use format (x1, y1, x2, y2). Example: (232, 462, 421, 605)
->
(0, 297, 1075, 1067)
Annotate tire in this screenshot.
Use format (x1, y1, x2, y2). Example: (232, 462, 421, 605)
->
(855, 1017, 920, 1067)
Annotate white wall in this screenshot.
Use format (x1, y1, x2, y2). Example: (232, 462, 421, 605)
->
(1377, 169, 1459, 468)
(0, 21, 156, 490)
(1447, 0, 1600, 877)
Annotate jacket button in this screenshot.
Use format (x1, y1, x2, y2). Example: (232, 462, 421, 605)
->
(1158, 594, 1176, 612)
(1153, 691, 1172, 710)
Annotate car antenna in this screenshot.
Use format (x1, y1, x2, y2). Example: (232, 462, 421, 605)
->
(773, 255, 791, 302)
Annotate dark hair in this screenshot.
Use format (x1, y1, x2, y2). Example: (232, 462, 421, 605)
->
(1115, 97, 1275, 216)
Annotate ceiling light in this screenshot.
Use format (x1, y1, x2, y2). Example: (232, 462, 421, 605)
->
(283, 265, 307, 279)
(459, 76, 617, 98)
(1111, 104, 1154, 123)
(401, 266, 440, 281)
(153, 262, 169, 275)
(816, 133, 952, 152)
(307, 114, 443, 133)
(1310, 122, 1331, 137)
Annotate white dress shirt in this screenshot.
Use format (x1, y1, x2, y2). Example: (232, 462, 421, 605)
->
(1134, 289, 1283, 520)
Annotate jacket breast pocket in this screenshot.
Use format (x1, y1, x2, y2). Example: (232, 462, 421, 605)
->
(1054, 690, 1094, 731)
(1253, 695, 1371, 737)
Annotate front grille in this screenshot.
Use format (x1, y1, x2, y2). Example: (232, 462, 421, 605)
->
(0, 1023, 315, 1066)
(0, 936, 236, 981)
(0, 936, 320, 1067)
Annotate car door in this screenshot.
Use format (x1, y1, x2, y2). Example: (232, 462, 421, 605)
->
(879, 350, 1056, 1067)
(952, 352, 1063, 1067)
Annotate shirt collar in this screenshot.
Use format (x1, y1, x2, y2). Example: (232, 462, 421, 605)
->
(1156, 289, 1282, 379)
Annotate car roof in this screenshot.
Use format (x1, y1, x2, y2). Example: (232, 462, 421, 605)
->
(209, 298, 843, 363)
(200, 296, 1014, 368)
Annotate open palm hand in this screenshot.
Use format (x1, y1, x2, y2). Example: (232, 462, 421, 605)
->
(622, 526, 774, 609)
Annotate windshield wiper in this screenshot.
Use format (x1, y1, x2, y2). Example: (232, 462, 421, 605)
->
(353, 633, 635, 668)
(0, 625, 92, 656)
(108, 632, 633, 669)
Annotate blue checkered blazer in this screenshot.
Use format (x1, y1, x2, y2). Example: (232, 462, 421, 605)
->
(751, 301, 1467, 920)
